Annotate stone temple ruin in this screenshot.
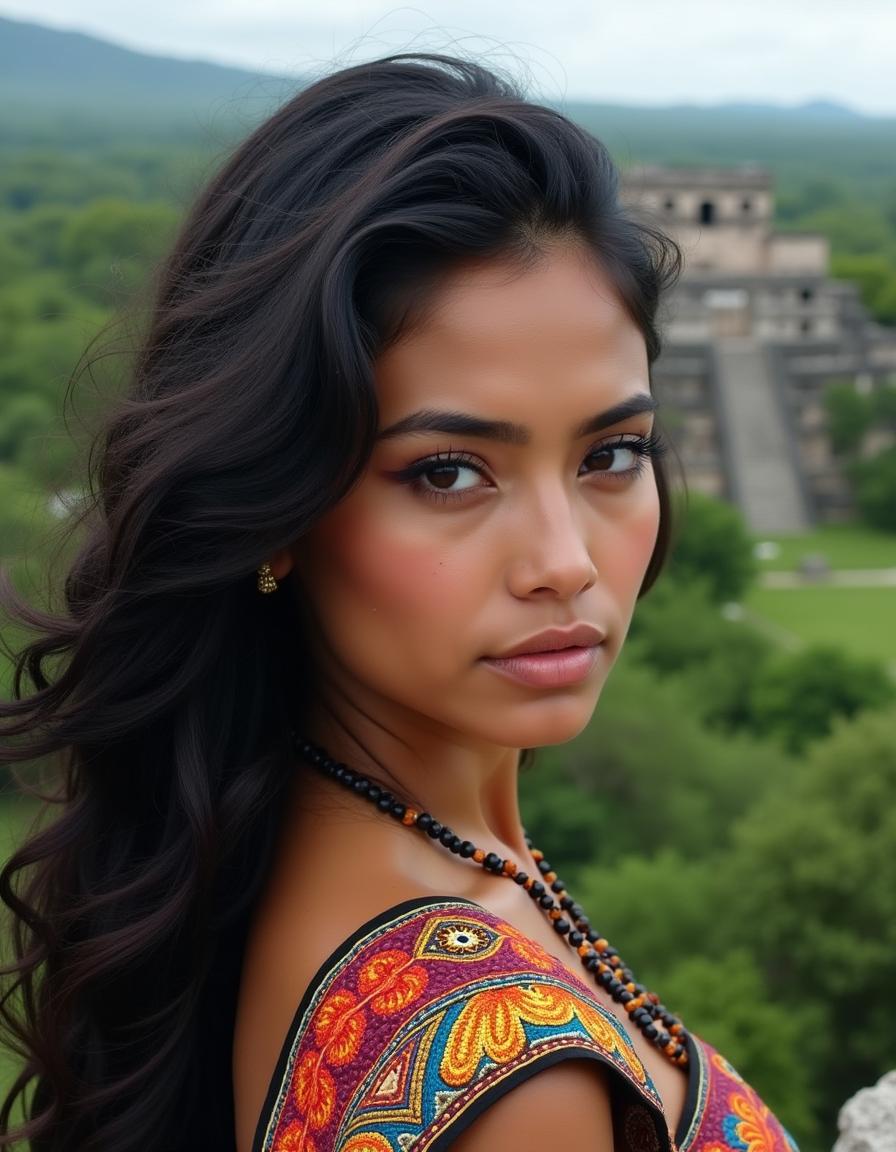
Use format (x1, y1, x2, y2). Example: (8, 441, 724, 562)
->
(620, 166, 896, 533)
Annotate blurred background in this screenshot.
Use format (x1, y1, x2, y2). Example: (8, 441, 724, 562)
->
(0, 4, 894, 1149)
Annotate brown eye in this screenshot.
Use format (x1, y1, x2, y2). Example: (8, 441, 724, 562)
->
(584, 441, 641, 475)
(426, 464, 472, 490)
(393, 449, 489, 504)
(392, 431, 667, 506)
(582, 433, 667, 484)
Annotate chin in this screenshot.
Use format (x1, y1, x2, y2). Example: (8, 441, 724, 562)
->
(494, 695, 602, 751)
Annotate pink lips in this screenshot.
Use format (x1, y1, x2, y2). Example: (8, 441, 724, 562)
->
(488, 622, 606, 659)
(481, 622, 607, 687)
(481, 644, 605, 687)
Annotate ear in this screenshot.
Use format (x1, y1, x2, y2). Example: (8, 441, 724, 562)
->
(265, 547, 295, 582)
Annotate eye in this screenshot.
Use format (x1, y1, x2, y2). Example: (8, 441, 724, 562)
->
(392, 432, 667, 505)
(582, 432, 667, 483)
(396, 448, 484, 504)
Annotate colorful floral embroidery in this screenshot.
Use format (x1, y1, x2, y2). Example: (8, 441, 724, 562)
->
(440, 980, 594, 1085)
(677, 1037, 800, 1152)
(711, 1050, 746, 1084)
(357, 949, 429, 1016)
(342, 1134, 393, 1152)
(272, 1119, 316, 1152)
(292, 1051, 335, 1131)
(494, 918, 556, 971)
(432, 922, 491, 954)
(726, 1092, 778, 1152)
(313, 989, 365, 1065)
(252, 899, 797, 1152)
(575, 994, 649, 1084)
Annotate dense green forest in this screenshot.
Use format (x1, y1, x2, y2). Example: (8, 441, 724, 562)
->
(1, 15, 895, 1151)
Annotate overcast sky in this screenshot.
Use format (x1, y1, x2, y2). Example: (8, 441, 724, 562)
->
(2, 0, 892, 115)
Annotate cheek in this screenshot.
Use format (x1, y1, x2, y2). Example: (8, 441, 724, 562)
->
(603, 481, 661, 593)
(359, 539, 448, 618)
(297, 495, 477, 659)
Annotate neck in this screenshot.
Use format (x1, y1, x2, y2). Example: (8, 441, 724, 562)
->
(294, 703, 532, 864)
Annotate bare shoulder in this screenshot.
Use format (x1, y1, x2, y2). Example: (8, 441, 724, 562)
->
(448, 1058, 614, 1151)
(232, 860, 428, 1152)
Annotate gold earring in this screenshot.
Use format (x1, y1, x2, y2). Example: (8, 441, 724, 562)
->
(257, 562, 279, 593)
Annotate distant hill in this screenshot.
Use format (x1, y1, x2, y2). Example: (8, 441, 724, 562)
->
(692, 98, 862, 119)
(1, 12, 894, 196)
(0, 14, 301, 137)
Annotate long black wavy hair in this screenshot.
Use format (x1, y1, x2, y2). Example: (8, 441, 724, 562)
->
(0, 52, 683, 1151)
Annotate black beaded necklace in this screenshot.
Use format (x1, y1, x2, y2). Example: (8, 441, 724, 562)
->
(291, 730, 690, 1070)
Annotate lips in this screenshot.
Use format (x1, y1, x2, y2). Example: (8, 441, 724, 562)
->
(487, 622, 606, 659)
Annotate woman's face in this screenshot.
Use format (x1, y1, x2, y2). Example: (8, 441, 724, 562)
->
(283, 241, 661, 752)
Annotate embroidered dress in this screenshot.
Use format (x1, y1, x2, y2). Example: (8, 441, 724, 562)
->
(250, 897, 800, 1152)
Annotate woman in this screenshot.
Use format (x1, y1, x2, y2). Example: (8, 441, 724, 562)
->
(0, 53, 799, 1152)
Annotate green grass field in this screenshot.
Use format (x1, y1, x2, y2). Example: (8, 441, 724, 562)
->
(754, 524, 896, 571)
(746, 525, 896, 676)
(744, 584, 896, 668)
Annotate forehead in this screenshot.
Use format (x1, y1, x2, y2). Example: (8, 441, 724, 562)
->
(373, 243, 649, 416)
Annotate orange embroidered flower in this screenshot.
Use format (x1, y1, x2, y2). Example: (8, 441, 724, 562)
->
(730, 1091, 775, 1152)
(494, 920, 556, 971)
(342, 1133, 394, 1152)
(292, 1050, 336, 1130)
(273, 1118, 316, 1151)
(357, 948, 428, 1016)
(313, 988, 365, 1065)
(711, 1050, 746, 1083)
(575, 998, 648, 1085)
(440, 982, 580, 1086)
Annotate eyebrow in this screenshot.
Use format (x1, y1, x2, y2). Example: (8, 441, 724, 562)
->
(375, 392, 659, 444)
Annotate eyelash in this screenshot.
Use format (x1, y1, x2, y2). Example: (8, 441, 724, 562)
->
(394, 432, 669, 505)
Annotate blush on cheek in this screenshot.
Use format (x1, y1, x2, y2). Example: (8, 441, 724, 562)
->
(308, 514, 471, 693)
(613, 493, 661, 591)
(365, 544, 448, 615)
(629, 514, 660, 574)
(319, 510, 453, 627)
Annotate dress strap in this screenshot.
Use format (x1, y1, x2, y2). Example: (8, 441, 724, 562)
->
(252, 896, 673, 1152)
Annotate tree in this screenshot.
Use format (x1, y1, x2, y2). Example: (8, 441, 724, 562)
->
(522, 649, 795, 868)
(573, 848, 728, 970)
(723, 705, 896, 1140)
(749, 644, 894, 754)
(847, 445, 896, 532)
(574, 852, 819, 1148)
(822, 380, 874, 456)
(4, 203, 73, 273)
(658, 952, 820, 1148)
(664, 490, 758, 603)
(0, 464, 46, 557)
(676, 626, 776, 734)
(58, 198, 179, 305)
(0, 151, 139, 211)
(0, 395, 55, 463)
(871, 276, 896, 325)
(871, 383, 896, 430)
(830, 253, 896, 320)
(627, 569, 774, 698)
(0, 230, 29, 290)
(797, 204, 891, 258)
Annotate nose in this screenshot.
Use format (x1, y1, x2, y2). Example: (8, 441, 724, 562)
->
(505, 480, 598, 599)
